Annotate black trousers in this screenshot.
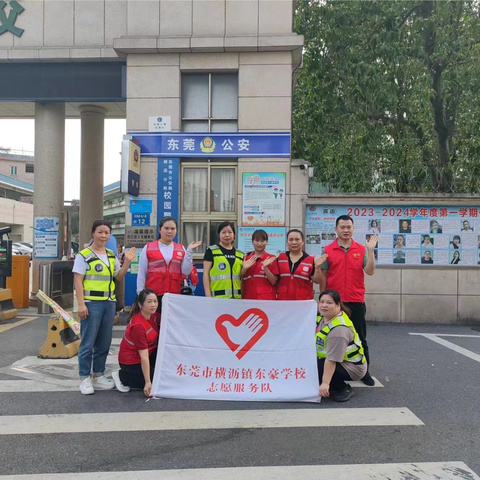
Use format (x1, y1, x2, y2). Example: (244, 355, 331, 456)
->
(119, 349, 157, 389)
(156, 295, 163, 314)
(317, 358, 353, 391)
(344, 301, 369, 364)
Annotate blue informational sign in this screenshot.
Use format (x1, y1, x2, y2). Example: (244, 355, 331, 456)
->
(132, 213, 150, 226)
(34, 216, 60, 259)
(130, 198, 152, 214)
(157, 158, 180, 226)
(131, 132, 291, 158)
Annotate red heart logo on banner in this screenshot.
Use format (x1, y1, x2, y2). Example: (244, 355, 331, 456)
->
(215, 308, 269, 360)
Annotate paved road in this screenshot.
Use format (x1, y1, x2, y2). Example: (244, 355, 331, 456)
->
(0, 311, 479, 479)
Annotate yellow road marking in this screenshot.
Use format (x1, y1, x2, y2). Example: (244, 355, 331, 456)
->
(0, 316, 37, 333)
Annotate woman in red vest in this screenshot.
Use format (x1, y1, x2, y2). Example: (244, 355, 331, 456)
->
(241, 229, 278, 300)
(113, 288, 160, 398)
(136, 217, 202, 312)
(277, 229, 327, 300)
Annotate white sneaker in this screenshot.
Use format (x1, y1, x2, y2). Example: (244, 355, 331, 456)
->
(92, 375, 115, 390)
(112, 370, 130, 393)
(80, 377, 94, 395)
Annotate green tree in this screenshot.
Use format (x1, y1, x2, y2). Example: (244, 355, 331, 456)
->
(293, 0, 480, 193)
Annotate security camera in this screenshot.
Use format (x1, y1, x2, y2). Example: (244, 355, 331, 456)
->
(299, 164, 307, 170)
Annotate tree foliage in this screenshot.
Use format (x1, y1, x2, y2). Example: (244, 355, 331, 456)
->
(293, 0, 480, 193)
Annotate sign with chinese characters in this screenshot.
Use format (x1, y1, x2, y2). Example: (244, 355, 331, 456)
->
(242, 172, 286, 226)
(238, 227, 286, 255)
(305, 204, 480, 266)
(148, 116, 171, 132)
(131, 132, 291, 158)
(157, 158, 180, 224)
(125, 226, 156, 249)
(34, 216, 60, 259)
(120, 139, 141, 197)
(152, 294, 320, 402)
(132, 213, 150, 226)
(0, 0, 25, 37)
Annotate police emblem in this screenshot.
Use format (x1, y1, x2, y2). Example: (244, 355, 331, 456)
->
(200, 137, 216, 153)
(95, 264, 104, 272)
(218, 262, 227, 271)
(316, 337, 324, 346)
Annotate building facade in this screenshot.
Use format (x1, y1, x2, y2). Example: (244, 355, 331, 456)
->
(0, 0, 306, 305)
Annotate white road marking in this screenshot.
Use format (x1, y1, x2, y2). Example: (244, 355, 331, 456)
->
(0, 407, 423, 435)
(350, 377, 383, 388)
(423, 333, 480, 338)
(410, 333, 480, 363)
(0, 462, 477, 479)
(0, 380, 79, 392)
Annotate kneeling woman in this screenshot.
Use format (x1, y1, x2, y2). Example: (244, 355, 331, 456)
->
(114, 289, 160, 398)
(316, 289, 367, 402)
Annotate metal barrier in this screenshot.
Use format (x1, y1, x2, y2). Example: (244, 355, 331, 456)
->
(38, 261, 74, 314)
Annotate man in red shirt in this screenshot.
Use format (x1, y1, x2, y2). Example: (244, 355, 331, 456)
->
(320, 215, 377, 385)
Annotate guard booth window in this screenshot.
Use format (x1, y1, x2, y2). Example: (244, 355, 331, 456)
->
(180, 73, 238, 252)
(181, 163, 237, 254)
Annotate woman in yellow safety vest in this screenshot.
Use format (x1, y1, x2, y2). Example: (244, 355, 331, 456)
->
(316, 289, 368, 402)
(203, 221, 244, 299)
(73, 219, 135, 395)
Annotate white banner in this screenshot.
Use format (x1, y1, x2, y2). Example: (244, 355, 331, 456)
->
(152, 294, 320, 403)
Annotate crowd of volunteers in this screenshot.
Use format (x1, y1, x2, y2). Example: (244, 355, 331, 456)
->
(73, 214, 375, 402)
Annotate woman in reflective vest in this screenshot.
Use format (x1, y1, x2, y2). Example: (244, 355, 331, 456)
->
(316, 289, 368, 402)
(277, 229, 326, 300)
(203, 221, 244, 299)
(73, 220, 135, 395)
(136, 216, 202, 312)
(241, 229, 278, 300)
(113, 288, 160, 398)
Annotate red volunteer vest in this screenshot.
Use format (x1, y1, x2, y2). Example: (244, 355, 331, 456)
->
(242, 252, 277, 300)
(145, 241, 185, 295)
(118, 312, 159, 365)
(277, 252, 314, 300)
(324, 239, 366, 302)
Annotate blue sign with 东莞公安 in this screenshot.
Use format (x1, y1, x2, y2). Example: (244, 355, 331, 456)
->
(132, 213, 150, 226)
(130, 132, 291, 158)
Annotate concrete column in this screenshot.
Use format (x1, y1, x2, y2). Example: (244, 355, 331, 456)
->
(31, 102, 66, 305)
(79, 105, 106, 247)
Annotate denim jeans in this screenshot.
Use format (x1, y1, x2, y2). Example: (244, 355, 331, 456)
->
(78, 300, 116, 378)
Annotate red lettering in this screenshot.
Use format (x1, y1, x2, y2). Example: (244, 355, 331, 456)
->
(261, 383, 273, 393)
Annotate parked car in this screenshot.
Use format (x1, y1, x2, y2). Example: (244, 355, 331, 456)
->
(13, 242, 33, 258)
(19, 242, 33, 249)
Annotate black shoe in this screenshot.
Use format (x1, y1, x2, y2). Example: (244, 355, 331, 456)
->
(332, 384, 354, 402)
(361, 371, 375, 386)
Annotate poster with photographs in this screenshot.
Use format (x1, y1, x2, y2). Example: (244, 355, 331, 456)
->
(305, 205, 480, 266)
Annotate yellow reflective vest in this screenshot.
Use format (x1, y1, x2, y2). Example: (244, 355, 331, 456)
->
(79, 247, 116, 301)
(315, 312, 365, 364)
(208, 245, 244, 299)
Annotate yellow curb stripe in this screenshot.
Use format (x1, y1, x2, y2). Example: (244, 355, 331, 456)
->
(0, 316, 37, 334)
